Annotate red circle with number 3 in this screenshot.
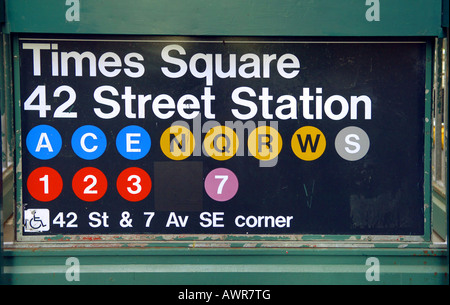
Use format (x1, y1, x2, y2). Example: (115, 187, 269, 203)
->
(72, 167, 108, 202)
(116, 167, 152, 202)
(27, 167, 63, 202)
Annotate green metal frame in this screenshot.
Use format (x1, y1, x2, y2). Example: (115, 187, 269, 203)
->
(1, 0, 448, 285)
(2, 248, 448, 285)
(3, 0, 444, 37)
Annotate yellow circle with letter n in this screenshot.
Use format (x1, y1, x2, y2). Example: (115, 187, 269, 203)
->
(160, 125, 195, 160)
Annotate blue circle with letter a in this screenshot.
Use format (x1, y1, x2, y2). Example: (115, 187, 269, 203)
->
(26, 125, 62, 160)
(116, 125, 151, 160)
(71, 125, 107, 160)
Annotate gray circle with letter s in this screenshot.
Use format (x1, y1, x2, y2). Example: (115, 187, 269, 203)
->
(335, 126, 370, 161)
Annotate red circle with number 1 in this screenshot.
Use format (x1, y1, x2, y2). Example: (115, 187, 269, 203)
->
(72, 167, 108, 202)
(27, 167, 63, 202)
(116, 167, 152, 202)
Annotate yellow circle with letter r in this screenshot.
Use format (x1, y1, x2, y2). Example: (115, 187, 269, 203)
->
(247, 126, 282, 161)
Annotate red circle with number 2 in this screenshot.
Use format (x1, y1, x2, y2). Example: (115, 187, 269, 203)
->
(116, 167, 151, 202)
(27, 167, 63, 202)
(72, 167, 108, 202)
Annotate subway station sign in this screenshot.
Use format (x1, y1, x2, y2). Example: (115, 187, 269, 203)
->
(19, 37, 426, 236)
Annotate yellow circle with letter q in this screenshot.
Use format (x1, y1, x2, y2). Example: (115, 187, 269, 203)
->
(203, 125, 239, 161)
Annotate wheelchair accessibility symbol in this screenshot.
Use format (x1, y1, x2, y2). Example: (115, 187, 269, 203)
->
(24, 209, 50, 232)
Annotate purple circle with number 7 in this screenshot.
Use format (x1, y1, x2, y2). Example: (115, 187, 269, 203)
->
(204, 168, 239, 202)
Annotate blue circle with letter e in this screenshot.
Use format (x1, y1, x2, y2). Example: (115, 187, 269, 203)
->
(71, 125, 107, 160)
(26, 125, 62, 160)
(116, 125, 151, 160)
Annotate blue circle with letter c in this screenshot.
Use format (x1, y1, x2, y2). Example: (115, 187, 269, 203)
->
(71, 125, 107, 160)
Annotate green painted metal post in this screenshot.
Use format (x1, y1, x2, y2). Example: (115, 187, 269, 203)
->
(0, 113, 3, 285)
(446, 4, 450, 278)
(0, 134, 3, 285)
(1, 0, 5, 284)
(441, 0, 449, 277)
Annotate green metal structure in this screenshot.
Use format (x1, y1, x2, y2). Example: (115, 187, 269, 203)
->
(1, 0, 449, 286)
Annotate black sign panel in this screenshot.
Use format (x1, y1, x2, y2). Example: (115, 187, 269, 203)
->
(19, 37, 425, 236)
